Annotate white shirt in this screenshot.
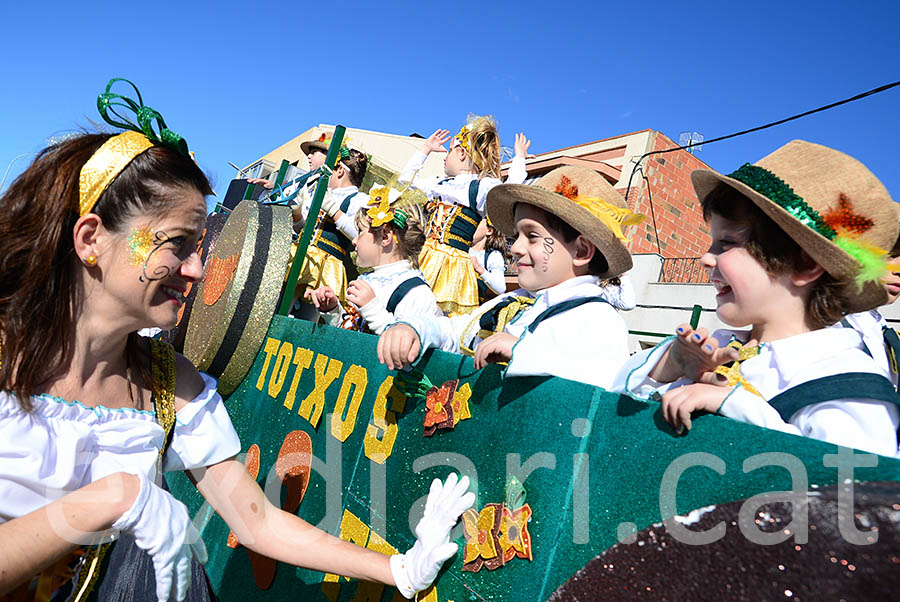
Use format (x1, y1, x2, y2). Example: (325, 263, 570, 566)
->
(0, 373, 241, 522)
(302, 185, 369, 240)
(353, 261, 443, 334)
(395, 275, 630, 389)
(398, 151, 528, 215)
(612, 328, 900, 457)
(837, 309, 897, 387)
(469, 248, 506, 295)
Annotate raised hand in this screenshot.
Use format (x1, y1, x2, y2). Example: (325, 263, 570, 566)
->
(513, 132, 533, 159)
(649, 324, 738, 383)
(423, 129, 452, 154)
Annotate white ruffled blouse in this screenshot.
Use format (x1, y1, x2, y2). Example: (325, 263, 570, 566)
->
(0, 372, 241, 523)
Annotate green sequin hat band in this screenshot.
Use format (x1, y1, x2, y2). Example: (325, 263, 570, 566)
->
(728, 164, 837, 240)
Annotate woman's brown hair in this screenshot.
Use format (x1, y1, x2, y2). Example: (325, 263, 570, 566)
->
(701, 185, 851, 329)
(0, 133, 212, 409)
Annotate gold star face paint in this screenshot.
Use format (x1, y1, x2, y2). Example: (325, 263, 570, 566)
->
(127, 226, 154, 266)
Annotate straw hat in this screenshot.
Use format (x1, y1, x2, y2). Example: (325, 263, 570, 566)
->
(300, 133, 331, 156)
(486, 166, 645, 279)
(692, 140, 897, 312)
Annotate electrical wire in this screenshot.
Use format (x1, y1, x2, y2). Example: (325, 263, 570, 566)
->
(623, 79, 900, 252)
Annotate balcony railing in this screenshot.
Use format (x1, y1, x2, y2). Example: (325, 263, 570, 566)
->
(658, 257, 710, 284)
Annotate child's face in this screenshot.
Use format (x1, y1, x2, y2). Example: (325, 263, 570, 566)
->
(883, 255, 900, 304)
(444, 144, 468, 177)
(510, 204, 579, 292)
(308, 150, 326, 170)
(352, 222, 381, 268)
(701, 213, 797, 328)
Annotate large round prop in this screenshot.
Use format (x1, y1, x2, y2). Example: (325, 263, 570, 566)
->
(550, 482, 900, 600)
(184, 200, 292, 395)
(159, 212, 228, 352)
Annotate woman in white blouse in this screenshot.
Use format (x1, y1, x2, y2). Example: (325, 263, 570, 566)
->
(0, 121, 471, 600)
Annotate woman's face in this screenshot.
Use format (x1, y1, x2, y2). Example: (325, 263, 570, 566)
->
(98, 188, 207, 330)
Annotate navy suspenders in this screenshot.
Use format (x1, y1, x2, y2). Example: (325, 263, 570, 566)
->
(386, 276, 429, 313)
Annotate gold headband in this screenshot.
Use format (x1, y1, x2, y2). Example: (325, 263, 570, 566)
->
(78, 130, 154, 215)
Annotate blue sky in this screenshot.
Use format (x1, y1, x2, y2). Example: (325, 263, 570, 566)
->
(1, 1, 898, 204)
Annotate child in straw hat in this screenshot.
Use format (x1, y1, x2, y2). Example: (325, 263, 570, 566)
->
(613, 140, 900, 457)
(377, 165, 646, 389)
(398, 117, 530, 315)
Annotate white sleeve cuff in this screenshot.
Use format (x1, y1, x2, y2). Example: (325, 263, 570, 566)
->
(164, 373, 241, 472)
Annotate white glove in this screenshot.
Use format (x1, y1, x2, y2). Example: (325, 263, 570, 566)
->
(320, 191, 341, 217)
(390, 473, 475, 598)
(112, 473, 208, 602)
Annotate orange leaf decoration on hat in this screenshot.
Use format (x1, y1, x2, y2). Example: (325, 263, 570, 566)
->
(204, 253, 240, 306)
(498, 503, 533, 562)
(823, 193, 874, 235)
(555, 175, 579, 200)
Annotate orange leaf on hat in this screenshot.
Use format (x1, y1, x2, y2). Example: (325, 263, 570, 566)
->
(822, 193, 874, 235)
(555, 175, 579, 200)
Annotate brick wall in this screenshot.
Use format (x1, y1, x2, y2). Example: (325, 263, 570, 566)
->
(619, 132, 712, 261)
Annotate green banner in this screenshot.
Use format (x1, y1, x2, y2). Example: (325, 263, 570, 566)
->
(168, 316, 900, 601)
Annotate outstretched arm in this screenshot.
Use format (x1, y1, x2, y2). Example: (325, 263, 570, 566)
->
(191, 459, 474, 596)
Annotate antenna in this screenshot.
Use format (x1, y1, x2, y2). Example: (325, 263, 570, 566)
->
(678, 131, 704, 155)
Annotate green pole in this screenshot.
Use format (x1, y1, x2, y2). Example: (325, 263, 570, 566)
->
(242, 183, 255, 200)
(272, 159, 290, 194)
(277, 126, 346, 316)
(690, 304, 702, 329)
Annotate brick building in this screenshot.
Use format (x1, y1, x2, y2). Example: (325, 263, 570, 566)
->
(502, 129, 713, 283)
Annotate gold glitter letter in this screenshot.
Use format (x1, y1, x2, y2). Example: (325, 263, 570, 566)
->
(330, 365, 368, 442)
(364, 377, 408, 464)
(256, 338, 281, 391)
(322, 510, 370, 587)
(298, 354, 343, 428)
(267, 341, 294, 399)
(283, 347, 314, 411)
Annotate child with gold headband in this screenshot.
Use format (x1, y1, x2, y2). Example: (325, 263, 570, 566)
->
(0, 79, 473, 602)
(612, 140, 900, 457)
(398, 116, 530, 315)
(377, 166, 646, 389)
(306, 184, 443, 334)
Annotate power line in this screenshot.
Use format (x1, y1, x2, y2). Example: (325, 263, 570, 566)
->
(624, 79, 900, 253)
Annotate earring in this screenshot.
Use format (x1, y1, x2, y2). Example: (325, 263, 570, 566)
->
(84, 255, 97, 266)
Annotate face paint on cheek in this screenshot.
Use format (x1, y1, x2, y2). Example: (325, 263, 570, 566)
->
(139, 231, 178, 283)
(541, 236, 554, 272)
(127, 226, 154, 266)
